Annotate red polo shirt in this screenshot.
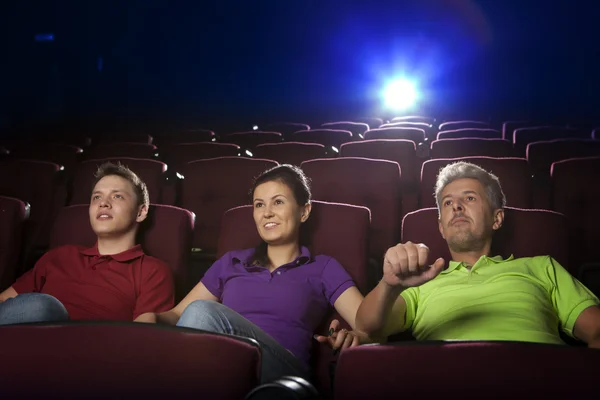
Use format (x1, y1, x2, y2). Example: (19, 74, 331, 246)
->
(12, 244, 174, 321)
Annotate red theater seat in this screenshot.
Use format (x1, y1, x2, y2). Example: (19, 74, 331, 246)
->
(551, 156, 600, 268)
(420, 157, 532, 209)
(217, 201, 370, 399)
(340, 139, 419, 214)
(164, 142, 240, 174)
(430, 138, 513, 158)
(0, 196, 29, 290)
(527, 139, 600, 179)
(253, 142, 327, 166)
(334, 341, 600, 399)
(364, 127, 425, 144)
(49, 203, 195, 299)
(9, 143, 83, 170)
(69, 158, 168, 205)
(290, 129, 353, 150)
(0, 323, 260, 399)
(513, 126, 588, 157)
(154, 129, 216, 145)
(321, 121, 369, 139)
(85, 143, 158, 160)
(223, 131, 282, 149)
(438, 120, 489, 131)
(264, 123, 310, 140)
(436, 128, 501, 140)
(0, 159, 65, 250)
(402, 207, 572, 272)
(302, 157, 402, 261)
(181, 157, 278, 254)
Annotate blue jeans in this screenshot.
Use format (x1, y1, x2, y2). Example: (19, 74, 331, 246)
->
(177, 300, 309, 384)
(0, 293, 70, 325)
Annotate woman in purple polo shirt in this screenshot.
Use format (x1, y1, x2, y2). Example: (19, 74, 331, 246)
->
(137, 165, 367, 383)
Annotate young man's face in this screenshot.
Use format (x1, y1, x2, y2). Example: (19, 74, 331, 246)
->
(89, 175, 147, 238)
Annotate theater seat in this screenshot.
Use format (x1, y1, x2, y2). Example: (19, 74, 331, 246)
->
(438, 120, 489, 131)
(420, 157, 532, 209)
(217, 201, 370, 399)
(0, 159, 66, 251)
(253, 142, 327, 166)
(182, 157, 278, 254)
(85, 143, 158, 160)
(245, 376, 319, 400)
(264, 123, 311, 140)
(69, 158, 167, 205)
(301, 157, 402, 262)
(290, 129, 353, 150)
(333, 341, 600, 399)
(401, 207, 572, 272)
(223, 131, 282, 149)
(0, 196, 30, 290)
(430, 138, 513, 158)
(164, 142, 241, 174)
(551, 156, 600, 269)
(49, 203, 195, 299)
(9, 142, 84, 170)
(0, 323, 260, 399)
(364, 127, 425, 144)
(321, 121, 369, 139)
(436, 128, 501, 140)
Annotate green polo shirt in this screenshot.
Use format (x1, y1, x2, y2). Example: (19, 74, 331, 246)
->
(400, 255, 599, 343)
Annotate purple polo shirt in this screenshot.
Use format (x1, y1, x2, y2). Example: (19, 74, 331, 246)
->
(201, 246, 355, 369)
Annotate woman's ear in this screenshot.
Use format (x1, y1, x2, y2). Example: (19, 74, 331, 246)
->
(300, 202, 312, 223)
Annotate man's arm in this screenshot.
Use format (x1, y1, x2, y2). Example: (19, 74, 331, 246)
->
(0, 287, 18, 303)
(132, 262, 175, 321)
(573, 306, 600, 348)
(355, 280, 407, 338)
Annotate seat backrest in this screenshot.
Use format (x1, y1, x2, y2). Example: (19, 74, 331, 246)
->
(321, 121, 369, 138)
(340, 139, 418, 187)
(551, 156, 600, 263)
(70, 158, 167, 205)
(437, 128, 501, 140)
(217, 200, 370, 292)
(95, 133, 153, 145)
(85, 143, 158, 160)
(364, 127, 425, 143)
(182, 157, 278, 253)
(380, 121, 431, 130)
(0, 323, 260, 400)
(391, 115, 435, 124)
(356, 117, 383, 129)
(420, 157, 532, 208)
(223, 131, 282, 149)
(290, 129, 353, 149)
(0, 196, 30, 289)
(165, 142, 240, 173)
(334, 341, 600, 399)
(49, 203, 195, 294)
(154, 129, 215, 145)
(527, 139, 600, 178)
(513, 126, 587, 156)
(0, 159, 64, 248)
(402, 207, 571, 271)
(301, 157, 402, 258)
(502, 120, 546, 140)
(253, 142, 327, 166)
(438, 120, 489, 131)
(430, 138, 513, 158)
(264, 123, 310, 140)
(10, 143, 83, 170)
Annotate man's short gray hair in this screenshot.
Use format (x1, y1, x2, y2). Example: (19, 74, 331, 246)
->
(434, 161, 506, 213)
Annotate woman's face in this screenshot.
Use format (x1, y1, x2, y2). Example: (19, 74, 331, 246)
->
(252, 180, 310, 246)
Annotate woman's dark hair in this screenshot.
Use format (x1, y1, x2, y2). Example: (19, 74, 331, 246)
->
(249, 164, 312, 266)
(249, 164, 311, 206)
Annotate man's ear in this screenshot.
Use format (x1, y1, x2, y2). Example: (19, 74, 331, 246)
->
(300, 202, 312, 223)
(136, 204, 149, 223)
(492, 209, 504, 231)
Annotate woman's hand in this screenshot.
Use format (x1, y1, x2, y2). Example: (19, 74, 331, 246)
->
(314, 319, 368, 355)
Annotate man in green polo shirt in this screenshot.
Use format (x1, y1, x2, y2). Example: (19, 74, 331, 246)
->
(356, 161, 600, 347)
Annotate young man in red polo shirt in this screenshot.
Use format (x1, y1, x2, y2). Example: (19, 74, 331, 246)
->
(0, 162, 174, 324)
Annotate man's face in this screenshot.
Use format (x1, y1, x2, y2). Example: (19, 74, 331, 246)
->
(438, 178, 502, 253)
(89, 175, 147, 238)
